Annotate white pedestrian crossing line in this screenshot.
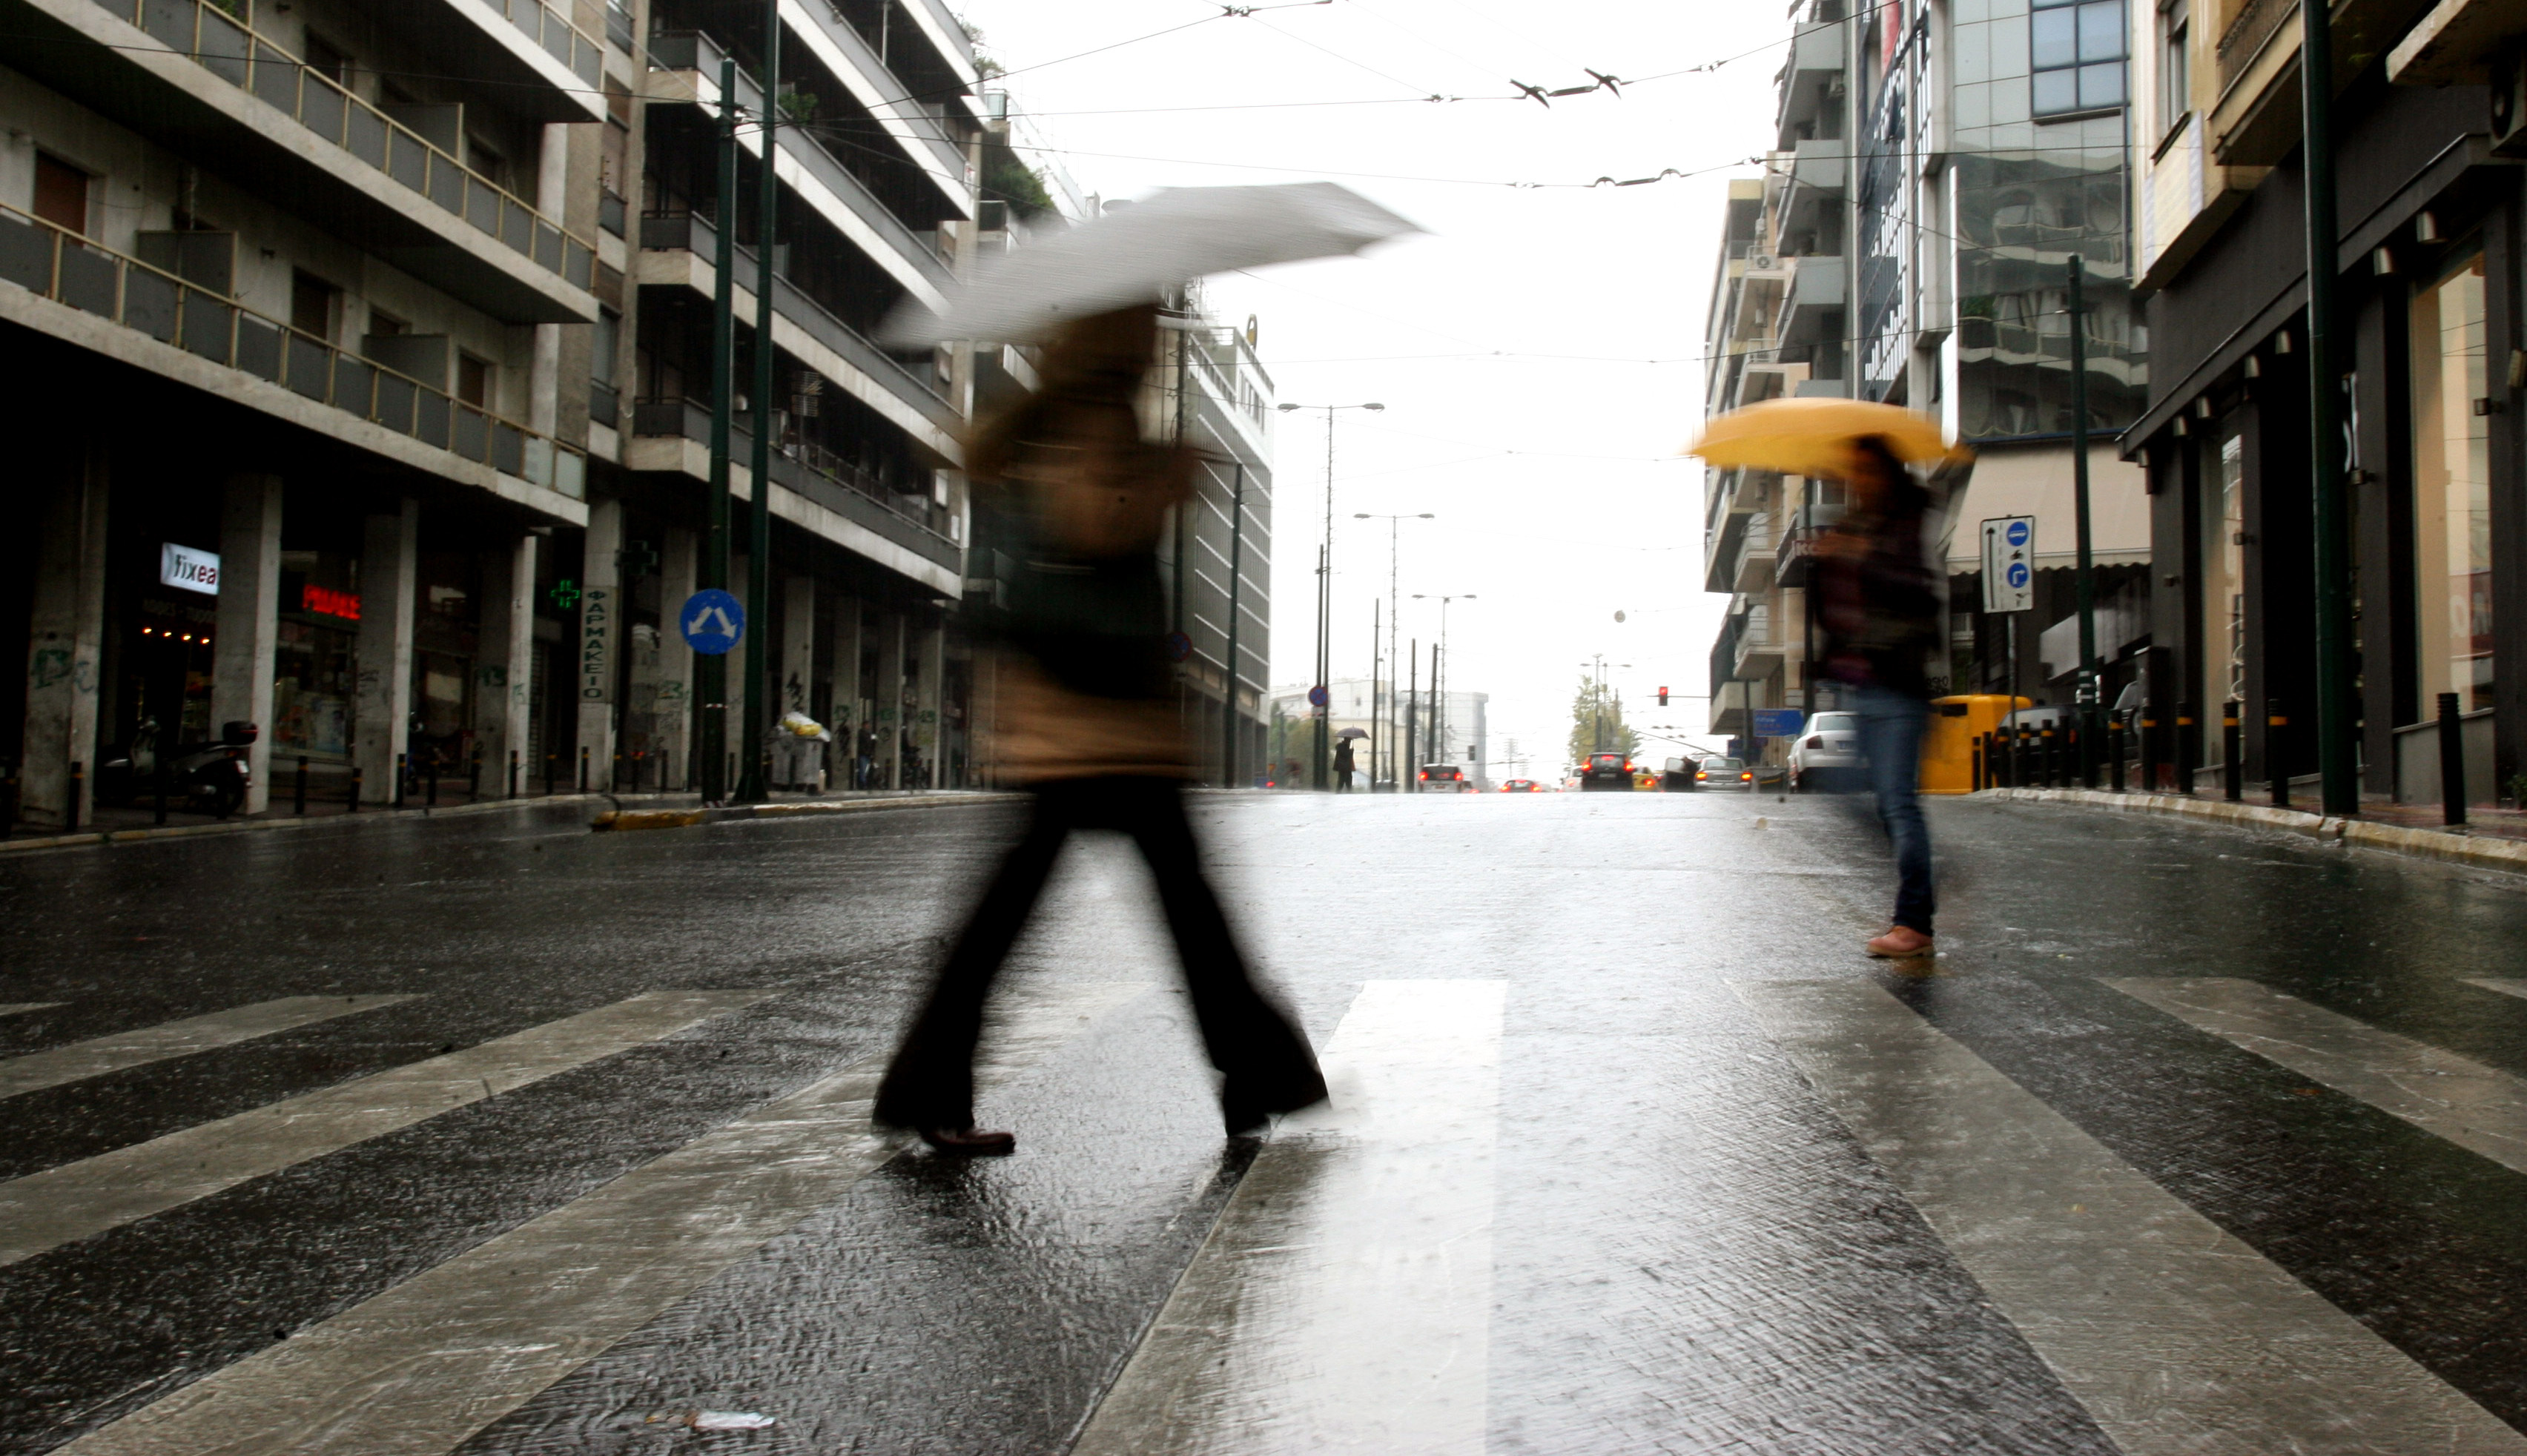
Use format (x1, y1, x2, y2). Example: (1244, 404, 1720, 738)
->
(2465, 978, 2527, 1004)
(0, 989, 770, 1268)
(0, 996, 417, 1101)
(1073, 979, 1504, 1456)
(0, 1002, 64, 1018)
(1733, 979, 2527, 1456)
(2110, 976, 2527, 1178)
(49, 980, 1151, 1456)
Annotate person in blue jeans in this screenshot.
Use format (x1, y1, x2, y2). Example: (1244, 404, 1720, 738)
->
(1816, 437, 1943, 958)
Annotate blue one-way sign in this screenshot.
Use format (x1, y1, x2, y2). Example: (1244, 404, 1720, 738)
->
(679, 589, 745, 656)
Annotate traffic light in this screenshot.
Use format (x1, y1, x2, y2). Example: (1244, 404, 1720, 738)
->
(1657, 686, 1670, 706)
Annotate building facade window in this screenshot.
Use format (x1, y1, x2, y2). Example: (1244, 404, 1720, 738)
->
(32, 152, 89, 234)
(2157, 0, 2189, 138)
(2409, 251, 2496, 712)
(2032, 0, 2127, 116)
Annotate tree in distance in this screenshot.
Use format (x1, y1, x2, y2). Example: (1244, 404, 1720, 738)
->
(1568, 675, 1640, 766)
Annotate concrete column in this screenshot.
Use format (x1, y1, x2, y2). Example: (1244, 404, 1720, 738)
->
(476, 532, 536, 797)
(575, 496, 622, 788)
(353, 498, 419, 804)
(778, 575, 815, 788)
(827, 593, 861, 787)
(647, 527, 696, 791)
(212, 473, 282, 814)
(529, 122, 569, 438)
(20, 444, 109, 828)
(914, 618, 945, 788)
(873, 609, 904, 788)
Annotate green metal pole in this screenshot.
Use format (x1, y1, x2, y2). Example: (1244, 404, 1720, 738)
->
(2301, 0, 2360, 814)
(699, 55, 738, 805)
(2069, 257, 2100, 787)
(736, 6, 780, 804)
(1223, 463, 1244, 787)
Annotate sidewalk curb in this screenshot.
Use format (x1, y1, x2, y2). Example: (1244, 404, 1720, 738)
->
(0, 792, 659, 857)
(1981, 787, 2527, 877)
(592, 792, 1029, 833)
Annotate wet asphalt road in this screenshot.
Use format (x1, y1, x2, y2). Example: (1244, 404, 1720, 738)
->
(4, 787, 2527, 1453)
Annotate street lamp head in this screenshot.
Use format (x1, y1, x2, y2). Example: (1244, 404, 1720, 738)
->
(1275, 403, 1301, 413)
(1364, 403, 1385, 411)
(1416, 512, 1433, 518)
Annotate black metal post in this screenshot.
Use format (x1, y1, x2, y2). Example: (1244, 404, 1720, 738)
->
(2067, 259, 2101, 787)
(2140, 709, 2159, 791)
(427, 755, 439, 807)
(2438, 690, 2467, 826)
(545, 752, 556, 795)
(347, 765, 362, 812)
(578, 746, 589, 793)
(1404, 636, 1418, 792)
(153, 752, 168, 826)
(2109, 713, 2126, 792)
(1972, 735, 1984, 791)
(508, 749, 520, 799)
(294, 756, 308, 816)
(2223, 700, 2244, 800)
(738, 0, 781, 806)
(2299, 0, 2360, 815)
(700, 54, 739, 807)
(2174, 702, 2196, 795)
(393, 752, 407, 810)
(2268, 698, 2290, 809)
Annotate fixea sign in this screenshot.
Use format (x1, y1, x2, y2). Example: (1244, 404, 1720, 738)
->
(160, 543, 220, 595)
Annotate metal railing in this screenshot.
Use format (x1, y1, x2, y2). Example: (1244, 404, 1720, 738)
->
(95, 0, 596, 292)
(0, 201, 584, 497)
(486, 0, 604, 82)
(2218, 0, 2297, 90)
(629, 396, 952, 542)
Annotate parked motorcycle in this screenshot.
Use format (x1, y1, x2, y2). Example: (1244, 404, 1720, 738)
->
(96, 718, 256, 818)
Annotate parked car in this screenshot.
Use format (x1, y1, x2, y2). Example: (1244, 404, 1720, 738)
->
(1500, 778, 1541, 792)
(1788, 711, 1863, 791)
(1579, 752, 1632, 790)
(1694, 756, 1754, 790)
(1418, 764, 1470, 792)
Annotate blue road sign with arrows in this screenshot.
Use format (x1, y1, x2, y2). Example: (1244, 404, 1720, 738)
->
(679, 589, 745, 656)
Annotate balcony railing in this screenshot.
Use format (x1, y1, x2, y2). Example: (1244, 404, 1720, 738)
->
(630, 396, 956, 548)
(481, 0, 605, 82)
(95, 0, 596, 292)
(0, 202, 584, 497)
(2218, 0, 2297, 90)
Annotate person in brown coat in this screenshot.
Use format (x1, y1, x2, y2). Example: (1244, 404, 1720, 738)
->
(872, 305, 1327, 1154)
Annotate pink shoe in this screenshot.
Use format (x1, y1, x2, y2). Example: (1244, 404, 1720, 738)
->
(1866, 926, 1934, 958)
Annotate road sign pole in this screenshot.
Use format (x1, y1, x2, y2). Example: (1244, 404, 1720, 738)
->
(2069, 259, 2101, 790)
(736, 5, 780, 806)
(700, 56, 739, 805)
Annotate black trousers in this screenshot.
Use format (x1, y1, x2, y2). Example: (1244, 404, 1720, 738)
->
(873, 776, 1323, 1133)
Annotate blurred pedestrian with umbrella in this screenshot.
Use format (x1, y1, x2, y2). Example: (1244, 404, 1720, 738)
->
(870, 184, 1418, 1153)
(1332, 730, 1358, 791)
(1691, 400, 1968, 959)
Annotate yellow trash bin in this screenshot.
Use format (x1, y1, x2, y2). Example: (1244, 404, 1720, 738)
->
(1920, 695, 2030, 795)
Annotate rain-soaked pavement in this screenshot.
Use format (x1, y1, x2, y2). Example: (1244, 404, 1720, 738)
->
(4, 787, 2527, 1454)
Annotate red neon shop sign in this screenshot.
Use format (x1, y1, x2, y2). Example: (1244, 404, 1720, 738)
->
(302, 584, 361, 621)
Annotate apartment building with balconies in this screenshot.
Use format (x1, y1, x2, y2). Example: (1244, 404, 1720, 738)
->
(1, 0, 624, 828)
(1702, 0, 2157, 757)
(2124, 0, 2525, 805)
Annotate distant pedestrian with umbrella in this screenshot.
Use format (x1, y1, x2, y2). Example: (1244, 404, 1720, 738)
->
(1691, 400, 1968, 959)
(1332, 731, 1358, 791)
(871, 183, 1418, 1153)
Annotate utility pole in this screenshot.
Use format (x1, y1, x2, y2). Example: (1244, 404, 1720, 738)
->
(2300, 0, 2359, 815)
(1276, 402, 1384, 791)
(699, 56, 739, 805)
(737, 7, 781, 804)
(1404, 637, 1418, 791)
(1369, 598, 1380, 791)
(1355, 511, 1432, 787)
(2068, 257, 2100, 788)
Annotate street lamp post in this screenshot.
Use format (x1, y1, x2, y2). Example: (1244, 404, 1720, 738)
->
(1355, 511, 1433, 789)
(1277, 401, 1383, 790)
(1414, 593, 1475, 770)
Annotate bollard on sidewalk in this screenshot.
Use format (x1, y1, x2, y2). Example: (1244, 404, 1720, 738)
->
(2222, 700, 2243, 801)
(2439, 691, 2467, 827)
(2267, 699, 2289, 810)
(294, 756, 308, 817)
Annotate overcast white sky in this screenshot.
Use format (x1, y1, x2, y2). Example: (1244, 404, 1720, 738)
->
(956, 0, 1788, 770)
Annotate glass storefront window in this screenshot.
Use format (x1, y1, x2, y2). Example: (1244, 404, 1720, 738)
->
(2201, 434, 2245, 731)
(274, 617, 354, 759)
(2409, 254, 2495, 712)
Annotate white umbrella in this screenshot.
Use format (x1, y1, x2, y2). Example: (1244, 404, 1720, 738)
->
(880, 182, 1421, 348)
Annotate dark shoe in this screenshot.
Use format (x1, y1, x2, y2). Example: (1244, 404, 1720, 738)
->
(1222, 1071, 1329, 1137)
(917, 1125, 1016, 1156)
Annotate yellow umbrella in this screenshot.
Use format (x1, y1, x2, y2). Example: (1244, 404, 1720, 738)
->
(1686, 397, 1964, 478)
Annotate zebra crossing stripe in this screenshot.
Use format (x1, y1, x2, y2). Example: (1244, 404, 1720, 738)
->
(1733, 978, 2527, 1456)
(2108, 976, 2527, 1179)
(50, 981, 1152, 1456)
(0, 1003, 64, 1018)
(0, 989, 770, 1268)
(2465, 978, 2527, 1004)
(0, 996, 417, 1101)
(1073, 979, 1504, 1456)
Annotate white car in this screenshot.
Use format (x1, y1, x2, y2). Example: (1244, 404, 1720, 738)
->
(1788, 711, 1863, 791)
